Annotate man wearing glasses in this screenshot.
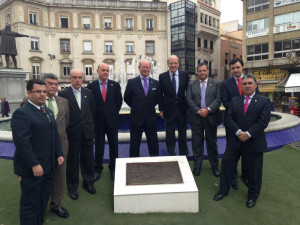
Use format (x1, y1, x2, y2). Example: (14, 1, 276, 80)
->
(11, 79, 64, 225)
(59, 69, 96, 200)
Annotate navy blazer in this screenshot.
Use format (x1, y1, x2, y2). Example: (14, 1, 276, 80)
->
(11, 102, 63, 177)
(59, 86, 95, 141)
(87, 79, 122, 129)
(226, 94, 271, 153)
(158, 70, 189, 118)
(124, 76, 159, 127)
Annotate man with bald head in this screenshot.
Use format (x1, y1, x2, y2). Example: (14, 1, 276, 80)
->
(87, 63, 122, 181)
(159, 55, 189, 156)
(124, 59, 160, 157)
(59, 69, 96, 200)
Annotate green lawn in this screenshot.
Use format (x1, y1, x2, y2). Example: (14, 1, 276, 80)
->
(1, 145, 300, 225)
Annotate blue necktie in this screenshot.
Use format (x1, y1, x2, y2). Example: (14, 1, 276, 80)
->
(143, 77, 148, 96)
(201, 81, 206, 109)
(172, 74, 176, 94)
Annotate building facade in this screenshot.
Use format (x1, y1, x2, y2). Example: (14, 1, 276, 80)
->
(242, 0, 300, 107)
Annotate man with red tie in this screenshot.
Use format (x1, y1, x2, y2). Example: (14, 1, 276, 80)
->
(214, 74, 271, 208)
(87, 63, 122, 181)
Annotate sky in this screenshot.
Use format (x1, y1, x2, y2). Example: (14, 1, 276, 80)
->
(220, 0, 243, 25)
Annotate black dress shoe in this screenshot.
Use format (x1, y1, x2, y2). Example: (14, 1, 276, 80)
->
(51, 207, 69, 218)
(242, 177, 249, 187)
(83, 183, 96, 194)
(69, 190, 78, 200)
(212, 168, 220, 177)
(110, 171, 115, 181)
(193, 168, 201, 176)
(213, 193, 227, 201)
(94, 172, 101, 181)
(246, 199, 256, 208)
(231, 178, 239, 190)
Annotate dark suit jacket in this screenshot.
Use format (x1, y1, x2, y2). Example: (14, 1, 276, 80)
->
(124, 76, 159, 127)
(54, 95, 69, 156)
(226, 94, 271, 153)
(158, 70, 189, 118)
(87, 79, 122, 129)
(221, 76, 259, 126)
(187, 78, 222, 127)
(11, 102, 63, 177)
(59, 86, 95, 141)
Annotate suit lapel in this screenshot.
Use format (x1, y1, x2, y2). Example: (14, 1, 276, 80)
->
(245, 94, 258, 116)
(54, 95, 62, 119)
(178, 71, 185, 94)
(230, 77, 240, 96)
(29, 103, 51, 125)
(106, 79, 115, 103)
(93, 80, 104, 103)
(136, 76, 146, 96)
(67, 87, 81, 112)
(165, 72, 175, 95)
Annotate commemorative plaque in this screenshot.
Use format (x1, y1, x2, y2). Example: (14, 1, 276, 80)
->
(126, 161, 183, 185)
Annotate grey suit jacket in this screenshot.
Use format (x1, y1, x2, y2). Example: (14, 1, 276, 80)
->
(54, 95, 69, 156)
(186, 77, 222, 126)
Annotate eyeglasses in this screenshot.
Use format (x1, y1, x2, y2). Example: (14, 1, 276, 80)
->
(31, 90, 48, 94)
(71, 76, 83, 80)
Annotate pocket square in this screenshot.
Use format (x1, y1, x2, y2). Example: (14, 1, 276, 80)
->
(152, 88, 156, 90)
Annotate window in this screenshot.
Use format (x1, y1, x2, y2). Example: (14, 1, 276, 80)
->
(146, 19, 153, 31)
(213, 18, 216, 27)
(29, 12, 38, 25)
(85, 65, 93, 76)
(62, 64, 71, 76)
(247, 43, 268, 61)
(82, 17, 91, 29)
(247, 0, 269, 14)
(247, 18, 269, 31)
(60, 39, 70, 53)
(83, 41, 92, 53)
(60, 17, 69, 28)
(104, 17, 112, 30)
(126, 42, 134, 54)
(209, 16, 212, 26)
(204, 39, 208, 49)
(125, 18, 133, 30)
(205, 15, 208, 25)
(210, 41, 213, 50)
(7, 14, 11, 24)
(274, 38, 300, 58)
(274, 11, 300, 26)
(200, 13, 204, 23)
(32, 63, 40, 79)
(197, 38, 201, 47)
(146, 41, 154, 55)
(105, 41, 113, 53)
(31, 38, 39, 51)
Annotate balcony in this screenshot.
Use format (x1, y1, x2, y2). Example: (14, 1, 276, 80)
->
(104, 25, 112, 30)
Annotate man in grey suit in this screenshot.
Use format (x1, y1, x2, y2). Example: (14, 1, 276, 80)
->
(186, 63, 222, 177)
(43, 73, 70, 218)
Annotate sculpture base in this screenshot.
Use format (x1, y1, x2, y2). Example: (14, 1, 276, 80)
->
(114, 156, 199, 213)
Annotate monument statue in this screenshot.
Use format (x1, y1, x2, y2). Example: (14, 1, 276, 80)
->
(0, 24, 29, 69)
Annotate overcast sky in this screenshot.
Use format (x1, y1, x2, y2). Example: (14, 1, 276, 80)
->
(220, 0, 243, 25)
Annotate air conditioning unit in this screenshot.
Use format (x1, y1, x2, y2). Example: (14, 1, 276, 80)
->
(286, 52, 296, 59)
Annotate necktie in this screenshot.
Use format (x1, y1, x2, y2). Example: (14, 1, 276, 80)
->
(237, 78, 242, 95)
(201, 80, 206, 109)
(143, 77, 148, 96)
(102, 81, 107, 102)
(244, 96, 250, 115)
(40, 106, 51, 122)
(47, 98, 54, 112)
(75, 90, 81, 109)
(172, 74, 176, 94)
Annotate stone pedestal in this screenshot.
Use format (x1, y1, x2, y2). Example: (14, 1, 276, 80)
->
(0, 69, 28, 113)
(114, 156, 199, 213)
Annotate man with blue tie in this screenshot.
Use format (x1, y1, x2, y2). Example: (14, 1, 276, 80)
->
(186, 63, 222, 176)
(214, 75, 271, 208)
(158, 55, 189, 156)
(124, 59, 160, 157)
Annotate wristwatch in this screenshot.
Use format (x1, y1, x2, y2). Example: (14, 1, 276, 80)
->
(207, 107, 211, 113)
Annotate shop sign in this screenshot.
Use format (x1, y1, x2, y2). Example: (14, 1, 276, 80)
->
(251, 68, 289, 82)
(273, 23, 299, 33)
(246, 28, 269, 38)
(274, 0, 300, 7)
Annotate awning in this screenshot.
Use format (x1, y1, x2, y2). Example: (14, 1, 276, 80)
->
(258, 80, 280, 92)
(285, 73, 300, 93)
(275, 75, 289, 92)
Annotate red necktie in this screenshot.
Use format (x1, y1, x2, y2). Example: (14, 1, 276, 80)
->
(244, 96, 250, 115)
(102, 82, 106, 102)
(237, 78, 242, 95)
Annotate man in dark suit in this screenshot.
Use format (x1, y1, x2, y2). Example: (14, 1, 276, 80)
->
(87, 63, 122, 181)
(124, 59, 159, 157)
(221, 58, 258, 189)
(59, 69, 96, 200)
(214, 74, 271, 208)
(43, 73, 70, 218)
(11, 79, 64, 225)
(159, 55, 189, 156)
(187, 63, 221, 177)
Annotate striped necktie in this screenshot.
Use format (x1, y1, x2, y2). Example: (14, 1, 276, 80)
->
(40, 106, 51, 122)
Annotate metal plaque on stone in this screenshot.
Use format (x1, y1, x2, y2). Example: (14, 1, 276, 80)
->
(126, 161, 183, 186)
